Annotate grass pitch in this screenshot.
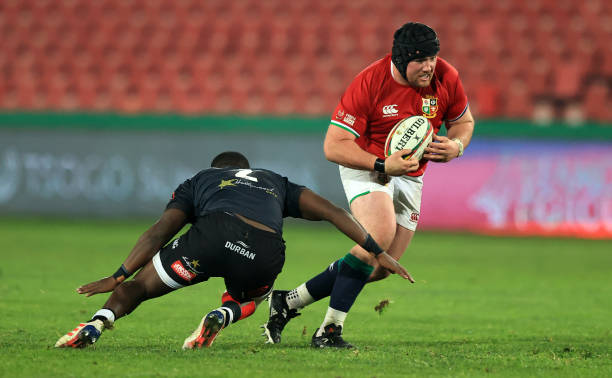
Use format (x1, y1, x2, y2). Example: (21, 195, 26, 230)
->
(0, 217, 610, 377)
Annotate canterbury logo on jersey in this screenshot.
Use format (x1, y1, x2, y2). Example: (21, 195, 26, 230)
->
(382, 104, 399, 116)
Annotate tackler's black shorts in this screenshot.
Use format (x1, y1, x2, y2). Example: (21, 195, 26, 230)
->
(152, 212, 286, 302)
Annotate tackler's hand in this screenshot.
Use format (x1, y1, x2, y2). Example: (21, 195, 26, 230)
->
(77, 276, 120, 297)
(375, 252, 415, 282)
(384, 149, 420, 176)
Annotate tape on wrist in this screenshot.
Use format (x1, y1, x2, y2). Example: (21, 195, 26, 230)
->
(112, 264, 132, 280)
(362, 234, 384, 256)
(452, 138, 464, 157)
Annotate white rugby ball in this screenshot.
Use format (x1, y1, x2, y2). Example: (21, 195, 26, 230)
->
(384, 115, 434, 160)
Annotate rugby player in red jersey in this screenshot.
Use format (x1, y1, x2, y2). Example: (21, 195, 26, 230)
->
(54, 152, 411, 349)
(264, 22, 475, 348)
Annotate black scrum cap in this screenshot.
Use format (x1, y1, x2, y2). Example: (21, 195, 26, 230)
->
(391, 22, 440, 81)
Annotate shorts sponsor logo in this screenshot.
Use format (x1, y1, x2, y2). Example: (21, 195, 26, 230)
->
(171, 260, 196, 281)
(382, 104, 399, 117)
(343, 113, 356, 126)
(410, 212, 419, 222)
(225, 240, 256, 260)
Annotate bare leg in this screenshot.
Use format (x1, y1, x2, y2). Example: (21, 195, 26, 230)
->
(348, 191, 397, 265)
(55, 259, 175, 348)
(368, 224, 414, 282)
(103, 259, 174, 320)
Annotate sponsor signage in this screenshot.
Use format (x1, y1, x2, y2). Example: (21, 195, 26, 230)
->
(0, 129, 342, 216)
(2, 128, 610, 238)
(420, 140, 612, 238)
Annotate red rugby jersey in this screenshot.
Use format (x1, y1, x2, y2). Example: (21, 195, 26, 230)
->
(329, 54, 468, 177)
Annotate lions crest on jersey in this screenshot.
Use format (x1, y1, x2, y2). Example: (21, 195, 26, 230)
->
(421, 96, 438, 118)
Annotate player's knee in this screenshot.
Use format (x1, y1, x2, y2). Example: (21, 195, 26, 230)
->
(368, 229, 396, 251)
(349, 246, 377, 265)
(252, 292, 269, 306)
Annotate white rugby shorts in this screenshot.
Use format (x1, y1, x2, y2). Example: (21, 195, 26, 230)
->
(338, 166, 424, 231)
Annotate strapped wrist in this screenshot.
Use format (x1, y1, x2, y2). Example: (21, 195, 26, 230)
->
(361, 234, 384, 256)
(374, 158, 386, 173)
(452, 138, 464, 157)
(112, 264, 132, 281)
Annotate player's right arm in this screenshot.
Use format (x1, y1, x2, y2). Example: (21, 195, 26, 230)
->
(78, 175, 197, 297)
(323, 124, 419, 176)
(117, 208, 188, 277)
(298, 188, 414, 281)
(76, 208, 188, 296)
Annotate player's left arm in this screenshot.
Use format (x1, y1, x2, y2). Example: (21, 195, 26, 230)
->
(76, 208, 188, 296)
(423, 106, 475, 162)
(297, 188, 413, 281)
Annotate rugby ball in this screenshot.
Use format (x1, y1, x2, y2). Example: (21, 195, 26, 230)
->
(384, 115, 434, 160)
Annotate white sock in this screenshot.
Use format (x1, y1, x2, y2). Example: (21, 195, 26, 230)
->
(286, 283, 315, 310)
(218, 307, 233, 328)
(92, 308, 115, 325)
(316, 307, 347, 337)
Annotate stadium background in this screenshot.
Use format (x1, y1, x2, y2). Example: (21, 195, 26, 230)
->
(1, 0, 611, 238)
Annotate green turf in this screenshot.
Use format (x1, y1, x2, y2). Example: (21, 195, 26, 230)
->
(0, 217, 610, 377)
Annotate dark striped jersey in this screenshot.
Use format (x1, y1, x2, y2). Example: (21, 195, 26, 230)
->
(166, 167, 305, 234)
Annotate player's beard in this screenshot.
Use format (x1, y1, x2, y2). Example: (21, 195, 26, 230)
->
(408, 72, 433, 88)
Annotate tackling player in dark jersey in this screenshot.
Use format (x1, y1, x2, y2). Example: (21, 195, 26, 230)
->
(55, 151, 412, 349)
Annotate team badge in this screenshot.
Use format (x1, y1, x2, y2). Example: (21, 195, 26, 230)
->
(421, 96, 438, 118)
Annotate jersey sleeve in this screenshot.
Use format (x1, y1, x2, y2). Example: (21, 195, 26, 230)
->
(282, 178, 305, 218)
(329, 71, 373, 138)
(166, 178, 196, 221)
(444, 71, 469, 122)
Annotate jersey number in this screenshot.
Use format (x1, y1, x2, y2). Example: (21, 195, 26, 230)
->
(235, 169, 258, 182)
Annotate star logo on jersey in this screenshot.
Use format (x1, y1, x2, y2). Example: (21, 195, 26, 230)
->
(219, 179, 237, 189)
(181, 256, 204, 273)
(421, 96, 438, 118)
